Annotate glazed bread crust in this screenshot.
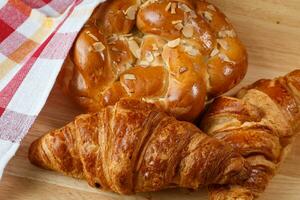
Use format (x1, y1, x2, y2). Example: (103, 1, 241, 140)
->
(60, 0, 248, 121)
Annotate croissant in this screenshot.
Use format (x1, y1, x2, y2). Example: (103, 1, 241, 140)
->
(59, 0, 247, 121)
(200, 70, 300, 199)
(28, 99, 250, 194)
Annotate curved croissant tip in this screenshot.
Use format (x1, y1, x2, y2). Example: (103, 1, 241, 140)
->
(209, 185, 254, 200)
(287, 70, 300, 82)
(28, 139, 40, 165)
(28, 139, 50, 170)
(223, 157, 251, 185)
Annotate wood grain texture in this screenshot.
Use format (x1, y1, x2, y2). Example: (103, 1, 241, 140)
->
(1, 0, 300, 199)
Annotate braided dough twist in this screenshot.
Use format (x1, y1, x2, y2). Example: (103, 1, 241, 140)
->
(60, 0, 247, 121)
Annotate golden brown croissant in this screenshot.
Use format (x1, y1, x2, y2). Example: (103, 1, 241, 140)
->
(59, 0, 247, 121)
(28, 99, 250, 194)
(200, 70, 300, 199)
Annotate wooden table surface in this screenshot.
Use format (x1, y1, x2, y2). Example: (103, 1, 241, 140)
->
(1, 0, 300, 199)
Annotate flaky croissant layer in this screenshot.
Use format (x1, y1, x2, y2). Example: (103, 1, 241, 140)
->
(29, 99, 250, 194)
(200, 70, 300, 200)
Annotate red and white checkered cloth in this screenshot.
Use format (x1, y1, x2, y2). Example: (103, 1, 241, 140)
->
(0, 0, 104, 177)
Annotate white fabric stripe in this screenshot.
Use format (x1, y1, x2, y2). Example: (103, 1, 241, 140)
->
(6, 59, 62, 115)
(0, 140, 19, 178)
(15, 9, 45, 39)
(7, 0, 103, 115)
(0, 0, 7, 9)
(58, 0, 105, 33)
(38, 4, 60, 17)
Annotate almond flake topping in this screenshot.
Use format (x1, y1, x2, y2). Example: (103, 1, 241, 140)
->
(207, 5, 216, 11)
(86, 31, 99, 41)
(145, 51, 154, 62)
(108, 34, 118, 44)
(223, 66, 233, 76)
(218, 53, 235, 64)
(88, 46, 93, 52)
(218, 29, 237, 38)
(140, 60, 150, 66)
(125, 63, 133, 69)
(174, 23, 184, 31)
(167, 38, 181, 48)
(171, 3, 177, 14)
(165, 2, 172, 12)
(111, 47, 119, 51)
(152, 44, 159, 51)
(172, 20, 183, 24)
(178, 3, 192, 13)
(210, 48, 219, 57)
(124, 74, 136, 80)
(179, 67, 188, 74)
(182, 24, 194, 38)
(153, 52, 160, 57)
(184, 45, 200, 56)
(217, 39, 229, 50)
(203, 11, 213, 22)
(92, 42, 106, 52)
(125, 5, 139, 20)
(128, 39, 141, 59)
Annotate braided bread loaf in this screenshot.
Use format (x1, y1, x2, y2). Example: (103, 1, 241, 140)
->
(60, 0, 247, 121)
(28, 99, 250, 194)
(200, 70, 300, 199)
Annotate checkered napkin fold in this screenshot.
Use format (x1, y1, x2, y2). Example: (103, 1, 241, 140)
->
(0, 0, 105, 178)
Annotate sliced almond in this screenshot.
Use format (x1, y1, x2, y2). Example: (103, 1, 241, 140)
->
(189, 11, 197, 19)
(145, 51, 154, 62)
(153, 51, 160, 57)
(125, 63, 133, 69)
(140, 60, 150, 66)
(86, 31, 99, 41)
(171, 2, 177, 14)
(108, 34, 118, 44)
(178, 3, 192, 13)
(217, 39, 229, 50)
(88, 46, 93, 52)
(128, 39, 141, 59)
(111, 47, 119, 51)
(152, 43, 159, 51)
(182, 24, 194, 38)
(218, 29, 237, 38)
(124, 74, 136, 80)
(174, 22, 184, 31)
(128, 37, 135, 41)
(210, 48, 219, 57)
(179, 67, 188, 74)
(172, 20, 183, 24)
(140, 0, 158, 9)
(92, 42, 106, 52)
(167, 38, 181, 48)
(203, 11, 213, 22)
(218, 53, 235, 64)
(121, 33, 133, 37)
(184, 45, 200, 56)
(223, 66, 233, 76)
(125, 5, 139, 20)
(165, 2, 172, 12)
(207, 5, 216, 11)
